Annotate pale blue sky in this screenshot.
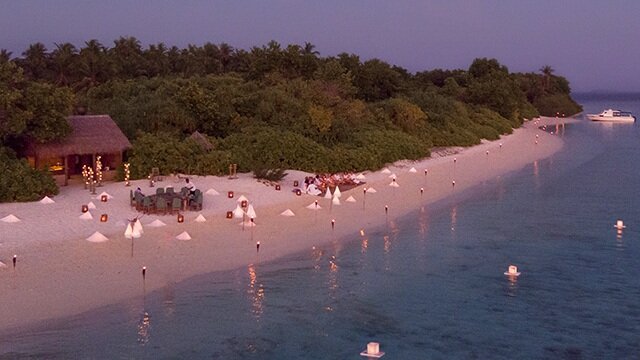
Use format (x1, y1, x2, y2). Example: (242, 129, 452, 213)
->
(1, 0, 638, 92)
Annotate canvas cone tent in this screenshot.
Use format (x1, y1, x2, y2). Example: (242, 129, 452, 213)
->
(79, 212, 93, 220)
(194, 214, 207, 222)
(1, 214, 21, 223)
(176, 231, 192, 241)
(367, 187, 377, 193)
(324, 188, 332, 199)
(381, 168, 391, 174)
(246, 204, 257, 219)
(388, 173, 397, 179)
(332, 196, 341, 205)
(87, 201, 97, 209)
(306, 202, 321, 210)
(125, 220, 142, 239)
(0, 261, 6, 268)
(236, 195, 249, 203)
(98, 191, 113, 199)
(39, 196, 55, 204)
(206, 188, 220, 195)
(409, 167, 417, 173)
(356, 173, 366, 180)
(133, 219, 144, 235)
(147, 219, 166, 227)
(389, 180, 400, 187)
(280, 209, 295, 217)
(345, 195, 356, 203)
(86, 231, 109, 243)
(333, 186, 342, 198)
(232, 205, 245, 218)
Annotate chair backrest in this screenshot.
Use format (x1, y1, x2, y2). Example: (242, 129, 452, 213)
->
(166, 187, 175, 194)
(143, 196, 152, 206)
(130, 189, 133, 200)
(181, 187, 189, 196)
(156, 187, 165, 195)
(156, 198, 167, 209)
(172, 197, 181, 209)
(135, 192, 144, 203)
(194, 189, 202, 197)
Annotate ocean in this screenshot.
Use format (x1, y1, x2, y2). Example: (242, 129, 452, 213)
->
(1, 94, 639, 359)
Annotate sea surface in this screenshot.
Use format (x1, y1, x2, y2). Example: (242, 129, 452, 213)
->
(2, 94, 639, 359)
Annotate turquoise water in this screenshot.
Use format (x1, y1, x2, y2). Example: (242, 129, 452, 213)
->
(2, 95, 639, 358)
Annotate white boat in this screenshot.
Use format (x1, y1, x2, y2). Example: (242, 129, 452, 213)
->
(587, 109, 636, 123)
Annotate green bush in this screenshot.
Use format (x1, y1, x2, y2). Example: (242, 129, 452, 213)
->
(0, 147, 58, 202)
(533, 93, 583, 117)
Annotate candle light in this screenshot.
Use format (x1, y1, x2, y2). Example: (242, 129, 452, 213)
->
(228, 191, 234, 198)
(101, 195, 108, 202)
(296, 189, 302, 196)
(226, 211, 233, 219)
(275, 184, 281, 191)
(100, 214, 108, 222)
(293, 180, 299, 187)
(177, 214, 184, 223)
(241, 200, 248, 208)
(82, 205, 89, 213)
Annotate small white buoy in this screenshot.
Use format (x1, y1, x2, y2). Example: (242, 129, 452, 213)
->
(614, 219, 626, 229)
(504, 265, 521, 277)
(360, 342, 385, 358)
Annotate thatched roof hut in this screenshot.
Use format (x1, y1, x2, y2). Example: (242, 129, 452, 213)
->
(189, 131, 214, 151)
(25, 115, 131, 185)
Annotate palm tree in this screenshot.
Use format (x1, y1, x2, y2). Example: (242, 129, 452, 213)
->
(111, 36, 146, 78)
(144, 42, 169, 77)
(77, 39, 111, 89)
(51, 42, 78, 86)
(218, 43, 233, 72)
(302, 42, 319, 56)
(0, 49, 12, 63)
(20, 42, 49, 80)
(540, 65, 554, 92)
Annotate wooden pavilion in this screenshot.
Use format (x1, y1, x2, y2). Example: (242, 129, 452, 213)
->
(25, 115, 131, 185)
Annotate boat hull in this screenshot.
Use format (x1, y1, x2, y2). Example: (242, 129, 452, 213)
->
(587, 114, 636, 123)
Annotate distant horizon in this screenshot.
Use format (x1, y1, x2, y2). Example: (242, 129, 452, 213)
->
(1, 1, 638, 93)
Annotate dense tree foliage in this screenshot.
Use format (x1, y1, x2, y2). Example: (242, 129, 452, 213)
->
(0, 37, 583, 198)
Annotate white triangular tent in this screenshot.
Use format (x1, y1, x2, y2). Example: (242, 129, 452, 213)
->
(236, 195, 249, 203)
(1, 214, 21, 223)
(306, 202, 322, 210)
(206, 188, 220, 195)
(147, 219, 166, 227)
(232, 205, 245, 218)
(39, 196, 55, 204)
(388, 173, 397, 179)
(409, 167, 417, 173)
(367, 187, 377, 193)
(389, 181, 400, 188)
(86, 231, 109, 243)
(133, 219, 144, 235)
(98, 191, 113, 199)
(0, 261, 6, 268)
(345, 195, 356, 203)
(79, 212, 93, 220)
(356, 173, 366, 180)
(87, 201, 97, 209)
(381, 168, 391, 174)
(333, 186, 342, 198)
(332, 196, 341, 205)
(246, 204, 257, 219)
(280, 209, 295, 217)
(176, 231, 192, 241)
(324, 189, 332, 199)
(194, 214, 207, 222)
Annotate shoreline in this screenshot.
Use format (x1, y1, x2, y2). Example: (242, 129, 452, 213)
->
(0, 116, 573, 332)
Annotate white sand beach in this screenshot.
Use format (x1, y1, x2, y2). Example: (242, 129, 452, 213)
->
(0, 117, 572, 331)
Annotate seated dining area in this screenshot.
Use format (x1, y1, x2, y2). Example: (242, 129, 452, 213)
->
(130, 186, 203, 214)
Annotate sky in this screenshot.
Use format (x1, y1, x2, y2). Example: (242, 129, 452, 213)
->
(1, 0, 638, 92)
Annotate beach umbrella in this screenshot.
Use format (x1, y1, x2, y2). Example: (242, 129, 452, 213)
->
(176, 231, 192, 241)
(246, 204, 257, 219)
(79, 212, 93, 220)
(409, 167, 417, 173)
(87, 201, 97, 209)
(86, 231, 109, 243)
(381, 168, 391, 174)
(333, 186, 342, 198)
(345, 195, 356, 203)
(1, 214, 21, 223)
(206, 188, 220, 195)
(306, 202, 322, 210)
(280, 209, 295, 217)
(39, 196, 55, 204)
(389, 180, 400, 188)
(324, 188, 332, 199)
(233, 204, 245, 218)
(147, 219, 166, 227)
(194, 214, 207, 222)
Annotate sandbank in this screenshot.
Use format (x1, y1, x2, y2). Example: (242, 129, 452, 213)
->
(0, 117, 573, 331)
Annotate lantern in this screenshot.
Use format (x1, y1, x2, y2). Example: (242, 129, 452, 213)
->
(293, 180, 299, 187)
(226, 211, 233, 219)
(100, 214, 108, 222)
(228, 191, 234, 198)
(82, 205, 89, 213)
(101, 195, 108, 202)
(177, 214, 184, 223)
(275, 184, 281, 191)
(241, 200, 248, 208)
(295, 189, 302, 196)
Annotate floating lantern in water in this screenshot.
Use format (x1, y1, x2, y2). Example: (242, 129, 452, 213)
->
(100, 214, 108, 222)
(614, 220, 626, 229)
(504, 265, 521, 277)
(360, 342, 385, 358)
(227, 191, 234, 198)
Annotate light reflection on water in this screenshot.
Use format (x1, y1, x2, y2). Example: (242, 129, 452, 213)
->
(3, 114, 640, 358)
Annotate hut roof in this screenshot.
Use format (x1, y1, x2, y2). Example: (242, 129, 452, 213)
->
(189, 131, 214, 151)
(26, 115, 131, 158)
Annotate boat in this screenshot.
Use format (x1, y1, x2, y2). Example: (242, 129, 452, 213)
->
(587, 109, 636, 122)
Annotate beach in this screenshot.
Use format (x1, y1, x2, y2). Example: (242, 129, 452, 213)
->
(0, 116, 570, 332)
